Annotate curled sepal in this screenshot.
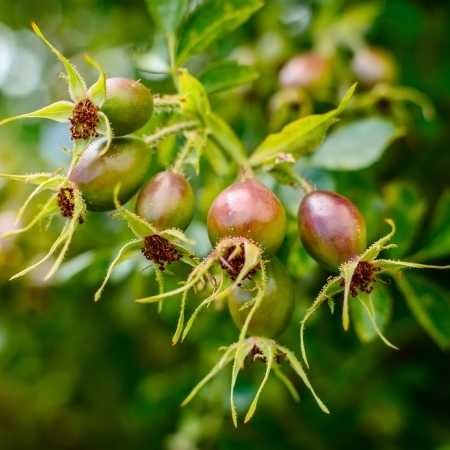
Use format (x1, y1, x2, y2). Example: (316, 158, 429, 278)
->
(356, 292, 398, 351)
(300, 276, 343, 367)
(0, 171, 66, 240)
(360, 219, 397, 261)
(10, 185, 86, 281)
(0, 101, 74, 126)
(85, 55, 106, 107)
(97, 111, 113, 155)
(374, 259, 450, 273)
(32, 22, 87, 102)
(94, 239, 143, 302)
(182, 337, 329, 427)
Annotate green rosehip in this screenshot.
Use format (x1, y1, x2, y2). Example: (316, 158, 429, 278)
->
(69, 136, 151, 211)
(227, 258, 294, 338)
(102, 78, 153, 136)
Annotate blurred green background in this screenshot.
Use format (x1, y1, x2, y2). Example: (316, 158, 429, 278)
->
(0, 0, 450, 449)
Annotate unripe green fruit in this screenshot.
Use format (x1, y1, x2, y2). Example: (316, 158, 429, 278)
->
(352, 47, 398, 87)
(227, 258, 294, 338)
(207, 179, 287, 255)
(69, 137, 151, 212)
(101, 78, 153, 136)
(279, 52, 331, 91)
(135, 170, 194, 230)
(298, 190, 367, 270)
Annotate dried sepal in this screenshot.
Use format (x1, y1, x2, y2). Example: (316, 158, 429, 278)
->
(182, 337, 328, 427)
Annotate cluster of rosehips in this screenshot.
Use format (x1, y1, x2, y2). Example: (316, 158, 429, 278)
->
(1, 24, 447, 426)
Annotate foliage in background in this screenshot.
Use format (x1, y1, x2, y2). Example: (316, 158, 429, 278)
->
(0, 0, 450, 449)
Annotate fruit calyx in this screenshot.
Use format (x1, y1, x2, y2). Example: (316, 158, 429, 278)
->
(342, 260, 380, 297)
(141, 234, 182, 271)
(57, 186, 85, 224)
(219, 240, 260, 282)
(69, 98, 100, 140)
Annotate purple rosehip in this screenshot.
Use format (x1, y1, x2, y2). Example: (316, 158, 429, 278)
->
(279, 52, 331, 91)
(207, 179, 287, 255)
(135, 170, 194, 231)
(298, 190, 367, 270)
(352, 47, 398, 87)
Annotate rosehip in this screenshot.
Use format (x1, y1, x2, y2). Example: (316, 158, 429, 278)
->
(352, 47, 398, 87)
(207, 179, 286, 255)
(69, 136, 151, 211)
(279, 52, 331, 91)
(101, 78, 153, 136)
(135, 170, 194, 230)
(227, 258, 294, 338)
(298, 190, 367, 270)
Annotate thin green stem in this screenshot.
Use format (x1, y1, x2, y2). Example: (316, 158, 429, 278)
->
(144, 120, 198, 147)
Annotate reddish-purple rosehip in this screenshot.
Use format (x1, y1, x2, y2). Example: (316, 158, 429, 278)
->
(207, 179, 287, 255)
(135, 170, 194, 231)
(298, 190, 367, 270)
(352, 47, 398, 87)
(101, 78, 153, 136)
(69, 136, 151, 211)
(227, 258, 294, 338)
(279, 52, 331, 90)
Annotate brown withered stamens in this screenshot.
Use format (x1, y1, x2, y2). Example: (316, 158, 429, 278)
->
(69, 98, 100, 140)
(141, 235, 181, 271)
(219, 243, 259, 282)
(57, 187, 84, 224)
(341, 260, 380, 297)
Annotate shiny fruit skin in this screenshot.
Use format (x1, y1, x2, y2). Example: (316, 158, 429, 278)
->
(70, 137, 151, 212)
(352, 47, 398, 87)
(207, 179, 287, 255)
(101, 78, 153, 136)
(279, 52, 331, 90)
(227, 258, 294, 338)
(135, 170, 194, 231)
(298, 190, 367, 270)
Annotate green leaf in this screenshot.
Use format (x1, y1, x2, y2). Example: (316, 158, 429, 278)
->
(177, 68, 211, 119)
(413, 190, 450, 261)
(199, 60, 259, 94)
(383, 181, 427, 258)
(395, 272, 450, 349)
(176, 0, 263, 65)
(249, 84, 356, 167)
(351, 285, 392, 343)
(146, 0, 188, 34)
(310, 117, 400, 171)
(32, 22, 87, 102)
(205, 112, 247, 165)
(0, 101, 74, 126)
